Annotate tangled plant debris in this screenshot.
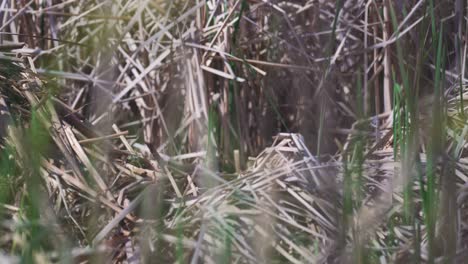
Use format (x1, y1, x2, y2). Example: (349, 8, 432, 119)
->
(1, 0, 468, 263)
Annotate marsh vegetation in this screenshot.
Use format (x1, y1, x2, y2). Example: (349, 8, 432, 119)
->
(0, 0, 467, 263)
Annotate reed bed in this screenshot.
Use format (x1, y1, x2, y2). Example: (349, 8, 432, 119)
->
(0, 0, 467, 263)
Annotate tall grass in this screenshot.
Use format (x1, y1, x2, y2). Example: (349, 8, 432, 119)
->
(0, 0, 467, 263)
